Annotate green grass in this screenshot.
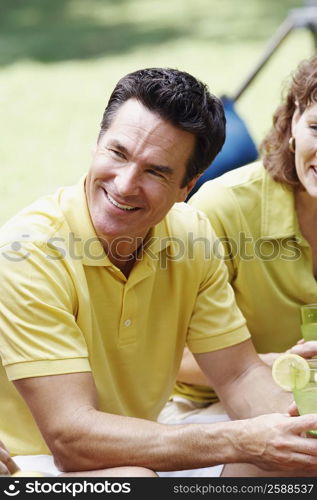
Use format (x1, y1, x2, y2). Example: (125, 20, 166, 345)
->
(0, 0, 313, 224)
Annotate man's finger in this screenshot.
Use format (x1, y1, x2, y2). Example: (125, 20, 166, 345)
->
(289, 414, 317, 434)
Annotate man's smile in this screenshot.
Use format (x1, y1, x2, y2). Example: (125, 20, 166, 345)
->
(104, 190, 140, 212)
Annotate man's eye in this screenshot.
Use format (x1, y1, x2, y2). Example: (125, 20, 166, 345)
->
(109, 149, 125, 159)
(148, 169, 164, 178)
(310, 125, 317, 131)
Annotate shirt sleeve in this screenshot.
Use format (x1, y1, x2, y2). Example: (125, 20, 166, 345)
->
(0, 241, 91, 380)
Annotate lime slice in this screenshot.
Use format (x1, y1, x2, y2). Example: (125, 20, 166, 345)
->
(272, 353, 310, 391)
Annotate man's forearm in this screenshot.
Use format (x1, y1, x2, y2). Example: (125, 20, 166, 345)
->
(51, 406, 317, 475)
(52, 408, 238, 472)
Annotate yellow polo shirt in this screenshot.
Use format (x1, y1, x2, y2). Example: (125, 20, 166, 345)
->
(174, 161, 317, 403)
(0, 176, 249, 456)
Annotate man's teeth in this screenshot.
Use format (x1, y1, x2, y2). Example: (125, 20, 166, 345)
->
(107, 193, 137, 211)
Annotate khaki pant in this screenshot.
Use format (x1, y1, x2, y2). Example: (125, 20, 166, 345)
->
(158, 397, 227, 424)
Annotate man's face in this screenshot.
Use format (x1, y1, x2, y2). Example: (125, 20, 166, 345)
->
(85, 98, 196, 247)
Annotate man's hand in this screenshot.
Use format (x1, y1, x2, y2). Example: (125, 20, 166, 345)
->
(0, 440, 20, 476)
(232, 413, 317, 472)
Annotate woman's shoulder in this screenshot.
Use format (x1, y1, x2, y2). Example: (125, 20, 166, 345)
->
(189, 161, 265, 215)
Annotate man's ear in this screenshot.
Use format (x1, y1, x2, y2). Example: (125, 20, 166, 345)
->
(177, 174, 201, 202)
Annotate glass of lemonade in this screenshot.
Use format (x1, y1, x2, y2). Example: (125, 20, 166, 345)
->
(300, 304, 317, 341)
(292, 358, 317, 437)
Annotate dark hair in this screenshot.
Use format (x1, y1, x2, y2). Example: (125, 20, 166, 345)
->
(99, 68, 226, 186)
(260, 55, 317, 187)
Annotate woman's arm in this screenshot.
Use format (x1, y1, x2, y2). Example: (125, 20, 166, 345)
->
(177, 347, 283, 387)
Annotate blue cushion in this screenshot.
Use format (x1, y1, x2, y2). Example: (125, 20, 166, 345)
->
(187, 96, 258, 199)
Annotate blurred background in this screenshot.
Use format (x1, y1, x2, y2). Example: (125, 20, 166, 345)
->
(0, 0, 315, 224)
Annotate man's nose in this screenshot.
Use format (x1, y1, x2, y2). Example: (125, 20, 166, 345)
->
(114, 165, 141, 196)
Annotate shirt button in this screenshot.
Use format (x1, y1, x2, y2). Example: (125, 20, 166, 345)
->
(124, 319, 132, 327)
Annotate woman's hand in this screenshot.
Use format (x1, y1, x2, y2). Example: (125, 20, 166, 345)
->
(0, 440, 20, 476)
(288, 340, 317, 358)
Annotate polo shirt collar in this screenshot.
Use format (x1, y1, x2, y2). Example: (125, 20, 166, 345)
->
(142, 214, 172, 258)
(63, 175, 172, 267)
(261, 168, 298, 239)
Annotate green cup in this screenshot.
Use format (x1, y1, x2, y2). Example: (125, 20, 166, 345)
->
(292, 358, 317, 437)
(300, 304, 317, 341)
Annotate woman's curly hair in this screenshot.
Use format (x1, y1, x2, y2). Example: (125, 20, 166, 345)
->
(260, 55, 317, 188)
